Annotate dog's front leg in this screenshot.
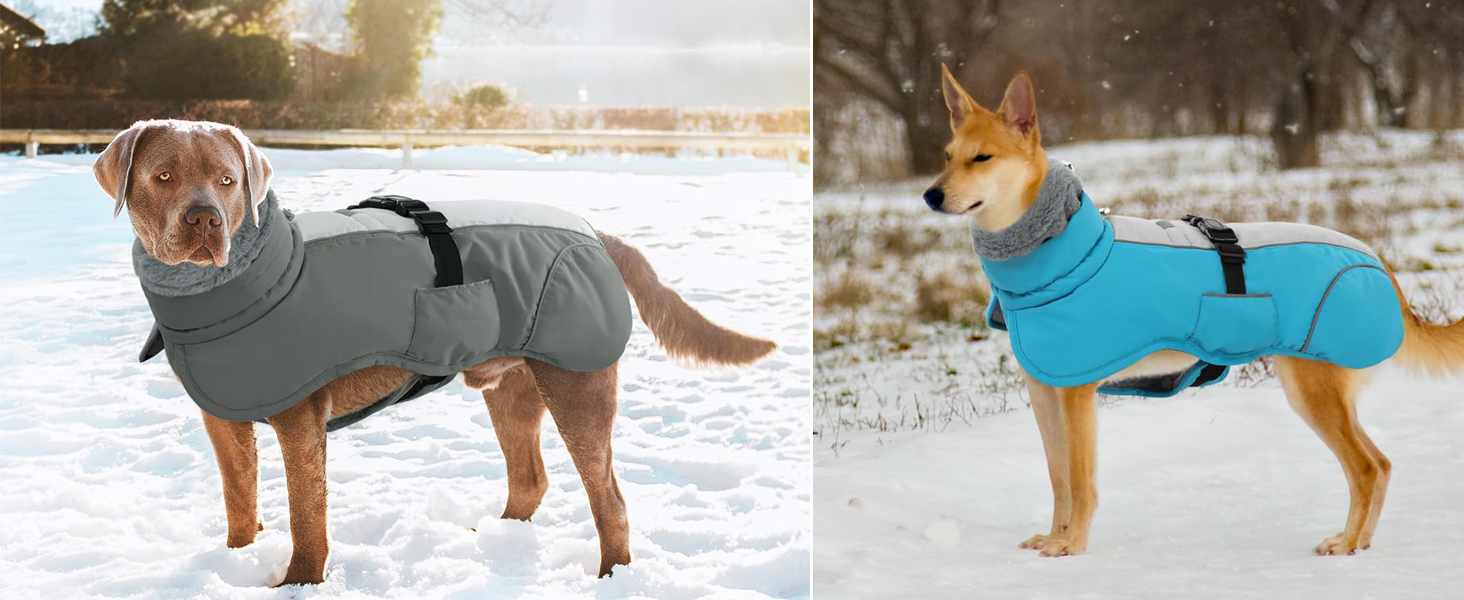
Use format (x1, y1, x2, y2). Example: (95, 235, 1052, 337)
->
(1040, 382, 1100, 557)
(266, 395, 331, 586)
(1019, 372, 1071, 551)
(202, 411, 261, 548)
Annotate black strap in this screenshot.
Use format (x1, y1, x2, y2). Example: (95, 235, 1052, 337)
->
(1191, 363, 1227, 386)
(348, 195, 463, 287)
(1182, 214, 1246, 294)
(1180, 214, 1248, 390)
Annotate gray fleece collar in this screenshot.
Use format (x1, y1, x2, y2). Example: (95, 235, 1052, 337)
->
(133, 191, 279, 297)
(970, 159, 1084, 260)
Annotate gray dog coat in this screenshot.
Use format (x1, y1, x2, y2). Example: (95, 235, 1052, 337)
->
(139, 195, 632, 429)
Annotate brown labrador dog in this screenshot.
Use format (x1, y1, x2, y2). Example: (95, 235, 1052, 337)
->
(93, 119, 777, 586)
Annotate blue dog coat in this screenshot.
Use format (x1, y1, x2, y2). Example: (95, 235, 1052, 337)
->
(983, 194, 1405, 397)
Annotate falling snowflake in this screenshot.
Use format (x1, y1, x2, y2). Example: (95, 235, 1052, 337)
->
(901, 79, 915, 93)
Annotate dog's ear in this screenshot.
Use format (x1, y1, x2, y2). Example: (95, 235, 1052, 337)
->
(94, 121, 158, 218)
(997, 71, 1039, 140)
(940, 63, 980, 130)
(224, 126, 274, 226)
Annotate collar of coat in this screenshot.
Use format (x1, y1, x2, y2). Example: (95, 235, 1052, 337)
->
(132, 190, 282, 297)
(978, 192, 1113, 311)
(969, 158, 1085, 260)
(137, 199, 303, 343)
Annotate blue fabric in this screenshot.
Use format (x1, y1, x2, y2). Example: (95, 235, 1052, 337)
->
(983, 195, 1405, 395)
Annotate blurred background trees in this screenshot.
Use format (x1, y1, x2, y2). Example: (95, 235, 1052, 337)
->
(340, 0, 442, 100)
(815, 0, 1464, 186)
(814, 0, 1001, 175)
(1, 0, 809, 137)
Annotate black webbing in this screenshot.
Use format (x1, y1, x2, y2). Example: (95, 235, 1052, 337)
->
(1182, 214, 1246, 295)
(1182, 214, 1249, 389)
(348, 195, 463, 287)
(1191, 363, 1227, 387)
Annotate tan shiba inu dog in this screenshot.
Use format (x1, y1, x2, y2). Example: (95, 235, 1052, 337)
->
(925, 65, 1464, 557)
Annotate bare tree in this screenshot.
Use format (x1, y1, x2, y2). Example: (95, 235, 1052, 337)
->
(814, 0, 1002, 175)
(1268, 0, 1377, 169)
(815, 0, 1464, 187)
(444, 0, 551, 30)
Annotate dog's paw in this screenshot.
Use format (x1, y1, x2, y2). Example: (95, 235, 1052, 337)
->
(1037, 537, 1085, 557)
(1314, 533, 1363, 556)
(1018, 534, 1049, 550)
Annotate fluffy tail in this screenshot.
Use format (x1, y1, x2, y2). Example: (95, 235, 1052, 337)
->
(599, 232, 777, 366)
(1387, 267, 1464, 376)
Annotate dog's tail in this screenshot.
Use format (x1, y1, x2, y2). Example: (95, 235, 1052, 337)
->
(599, 232, 777, 366)
(1388, 267, 1464, 376)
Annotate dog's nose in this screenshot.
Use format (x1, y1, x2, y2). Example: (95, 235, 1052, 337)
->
(185, 205, 223, 229)
(923, 188, 945, 211)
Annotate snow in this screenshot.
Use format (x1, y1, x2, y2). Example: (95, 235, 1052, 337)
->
(815, 370, 1464, 599)
(814, 130, 1464, 598)
(0, 145, 811, 599)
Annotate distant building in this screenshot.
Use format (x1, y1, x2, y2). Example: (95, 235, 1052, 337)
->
(0, 2, 45, 49)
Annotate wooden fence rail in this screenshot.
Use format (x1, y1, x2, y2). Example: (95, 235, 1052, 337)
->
(0, 128, 811, 170)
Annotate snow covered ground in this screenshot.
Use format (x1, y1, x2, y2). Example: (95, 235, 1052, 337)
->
(815, 369, 1464, 599)
(814, 131, 1464, 597)
(0, 146, 811, 599)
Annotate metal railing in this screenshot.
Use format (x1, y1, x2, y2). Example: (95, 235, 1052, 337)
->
(0, 128, 811, 170)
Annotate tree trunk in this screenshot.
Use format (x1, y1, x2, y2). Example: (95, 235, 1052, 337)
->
(903, 108, 948, 175)
(1236, 76, 1251, 134)
(1209, 77, 1228, 135)
(902, 60, 948, 176)
(1271, 75, 1322, 169)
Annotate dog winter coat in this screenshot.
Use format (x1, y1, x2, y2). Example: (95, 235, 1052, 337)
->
(138, 196, 632, 428)
(982, 176, 1405, 397)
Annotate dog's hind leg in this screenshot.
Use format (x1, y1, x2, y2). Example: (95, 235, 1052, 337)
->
(528, 360, 631, 577)
(1353, 413, 1392, 550)
(266, 395, 331, 586)
(1036, 382, 1100, 557)
(1019, 372, 1072, 551)
(479, 365, 550, 521)
(202, 411, 261, 548)
(1275, 356, 1390, 555)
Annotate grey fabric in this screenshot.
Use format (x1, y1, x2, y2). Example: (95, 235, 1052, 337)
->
(133, 191, 280, 297)
(970, 158, 1083, 260)
(1109, 214, 1379, 259)
(294, 200, 597, 240)
(139, 197, 633, 422)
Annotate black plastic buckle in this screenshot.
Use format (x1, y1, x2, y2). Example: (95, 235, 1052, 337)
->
(1183, 214, 1239, 243)
(393, 199, 429, 217)
(413, 211, 451, 235)
(348, 196, 433, 219)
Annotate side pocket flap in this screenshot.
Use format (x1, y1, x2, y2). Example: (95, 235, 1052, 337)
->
(407, 279, 501, 365)
(1190, 293, 1279, 357)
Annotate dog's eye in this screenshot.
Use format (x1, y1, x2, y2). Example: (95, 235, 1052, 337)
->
(944, 152, 951, 162)
(220, 176, 234, 186)
(157, 171, 171, 181)
(973, 154, 993, 163)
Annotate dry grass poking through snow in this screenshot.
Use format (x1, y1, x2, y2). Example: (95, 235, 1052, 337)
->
(815, 130, 1464, 438)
